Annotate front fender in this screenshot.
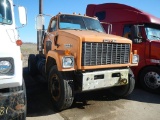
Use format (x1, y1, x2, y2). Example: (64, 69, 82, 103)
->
(47, 50, 75, 71)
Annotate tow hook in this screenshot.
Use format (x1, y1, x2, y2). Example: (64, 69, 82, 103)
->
(112, 73, 128, 85)
(119, 78, 127, 85)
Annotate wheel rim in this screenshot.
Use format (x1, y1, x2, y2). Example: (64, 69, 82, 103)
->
(50, 74, 61, 101)
(144, 71, 160, 89)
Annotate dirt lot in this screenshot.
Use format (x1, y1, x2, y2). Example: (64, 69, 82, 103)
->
(21, 43, 160, 120)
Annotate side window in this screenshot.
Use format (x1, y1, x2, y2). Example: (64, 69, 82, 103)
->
(123, 25, 132, 40)
(123, 25, 142, 41)
(95, 11, 106, 21)
(50, 19, 57, 32)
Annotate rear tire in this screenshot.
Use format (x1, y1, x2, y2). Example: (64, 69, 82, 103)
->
(109, 68, 135, 97)
(48, 65, 74, 111)
(28, 54, 37, 76)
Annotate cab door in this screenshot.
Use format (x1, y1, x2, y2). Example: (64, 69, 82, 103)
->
(123, 25, 146, 71)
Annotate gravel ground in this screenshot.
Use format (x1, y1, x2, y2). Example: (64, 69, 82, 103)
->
(21, 43, 38, 67)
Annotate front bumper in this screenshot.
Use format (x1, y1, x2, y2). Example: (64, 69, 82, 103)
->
(0, 90, 26, 120)
(82, 68, 129, 91)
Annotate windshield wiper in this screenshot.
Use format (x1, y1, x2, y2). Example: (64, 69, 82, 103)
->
(73, 28, 82, 31)
(88, 28, 102, 32)
(150, 35, 160, 39)
(61, 27, 82, 31)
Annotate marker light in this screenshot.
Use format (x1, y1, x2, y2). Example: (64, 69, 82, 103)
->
(16, 40, 23, 46)
(65, 49, 71, 55)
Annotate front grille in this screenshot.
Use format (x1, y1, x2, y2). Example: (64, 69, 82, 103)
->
(82, 42, 130, 66)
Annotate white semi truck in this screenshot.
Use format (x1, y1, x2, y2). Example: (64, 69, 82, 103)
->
(0, 0, 27, 119)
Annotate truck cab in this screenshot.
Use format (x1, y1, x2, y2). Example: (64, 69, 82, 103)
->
(0, 0, 27, 119)
(86, 3, 160, 92)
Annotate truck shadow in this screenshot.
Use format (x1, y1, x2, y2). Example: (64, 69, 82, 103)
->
(73, 87, 160, 105)
(126, 88, 160, 104)
(23, 67, 160, 117)
(23, 67, 56, 117)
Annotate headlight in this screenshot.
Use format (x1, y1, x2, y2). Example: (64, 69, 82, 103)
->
(0, 58, 14, 75)
(132, 54, 139, 64)
(62, 56, 74, 68)
(0, 61, 12, 74)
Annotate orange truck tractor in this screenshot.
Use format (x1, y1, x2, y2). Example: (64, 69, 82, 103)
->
(86, 3, 160, 93)
(28, 0, 139, 111)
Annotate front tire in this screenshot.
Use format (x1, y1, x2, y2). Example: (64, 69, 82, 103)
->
(139, 66, 160, 93)
(48, 65, 74, 111)
(109, 68, 135, 97)
(19, 79, 27, 120)
(9, 79, 27, 120)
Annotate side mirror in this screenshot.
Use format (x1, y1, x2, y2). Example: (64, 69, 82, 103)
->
(131, 25, 142, 43)
(36, 15, 45, 30)
(18, 6, 27, 25)
(100, 22, 112, 34)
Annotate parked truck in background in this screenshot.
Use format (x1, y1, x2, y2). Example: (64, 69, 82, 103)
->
(86, 3, 160, 93)
(28, 0, 139, 111)
(0, 0, 27, 119)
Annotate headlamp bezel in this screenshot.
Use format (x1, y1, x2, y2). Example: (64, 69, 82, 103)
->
(62, 56, 74, 68)
(132, 54, 139, 64)
(0, 58, 14, 75)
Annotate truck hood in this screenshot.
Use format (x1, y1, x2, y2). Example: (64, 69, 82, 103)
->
(150, 40, 160, 59)
(0, 25, 18, 44)
(0, 25, 20, 57)
(58, 30, 132, 44)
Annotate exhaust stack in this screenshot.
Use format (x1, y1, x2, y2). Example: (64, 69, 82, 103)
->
(37, 0, 44, 54)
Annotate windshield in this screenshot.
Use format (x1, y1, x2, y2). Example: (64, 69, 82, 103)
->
(0, 0, 12, 24)
(59, 15, 105, 33)
(145, 24, 160, 40)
